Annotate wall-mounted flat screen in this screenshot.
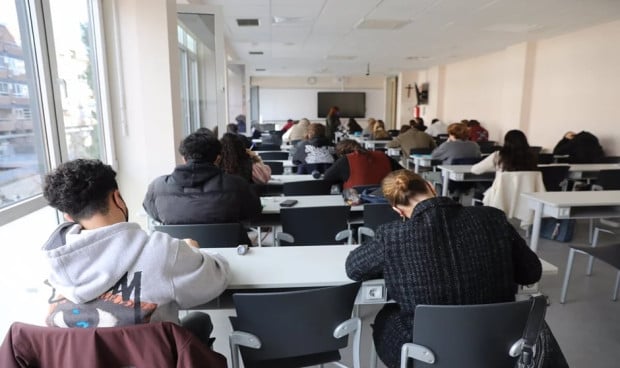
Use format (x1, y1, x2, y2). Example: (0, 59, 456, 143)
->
(317, 92, 366, 118)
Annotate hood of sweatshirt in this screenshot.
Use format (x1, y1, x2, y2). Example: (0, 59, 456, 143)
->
(170, 161, 221, 187)
(42, 222, 149, 304)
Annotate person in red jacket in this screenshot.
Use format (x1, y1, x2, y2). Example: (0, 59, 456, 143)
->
(323, 139, 401, 189)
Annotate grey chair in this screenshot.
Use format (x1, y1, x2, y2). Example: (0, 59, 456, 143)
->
(154, 223, 244, 248)
(357, 203, 401, 243)
(258, 151, 289, 160)
(263, 161, 284, 175)
(276, 206, 352, 246)
(283, 180, 333, 196)
(229, 282, 362, 368)
(538, 165, 569, 191)
(401, 296, 547, 368)
(586, 169, 620, 273)
(253, 143, 281, 151)
(561, 241, 620, 303)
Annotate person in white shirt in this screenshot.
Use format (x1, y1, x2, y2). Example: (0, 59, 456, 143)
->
(425, 118, 448, 137)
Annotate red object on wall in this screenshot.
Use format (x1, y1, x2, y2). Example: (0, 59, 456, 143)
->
(414, 105, 420, 118)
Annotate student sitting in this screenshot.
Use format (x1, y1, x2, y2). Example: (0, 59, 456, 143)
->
(345, 170, 568, 368)
(362, 118, 377, 137)
(471, 130, 536, 174)
(552, 130, 604, 163)
(143, 131, 261, 226)
(226, 123, 251, 148)
(291, 123, 335, 166)
(283, 118, 310, 145)
(324, 140, 401, 189)
(346, 118, 363, 135)
(41, 159, 229, 347)
(431, 122, 481, 164)
(372, 124, 392, 140)
(387, 123, 436, 164)
(425, 118, 448, 137)
(466, 119, 489, 142)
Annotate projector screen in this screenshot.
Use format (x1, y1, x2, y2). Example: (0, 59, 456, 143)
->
(317, 92, 366, 118)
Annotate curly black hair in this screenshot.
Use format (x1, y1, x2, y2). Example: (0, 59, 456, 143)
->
(218, 133, 251, 179)
(179, 131, 222, 162)
(43, 159, 118, 221)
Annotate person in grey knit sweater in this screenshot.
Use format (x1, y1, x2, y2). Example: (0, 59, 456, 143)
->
(431, 122, 481, 164)
(346, 170, 568, 368)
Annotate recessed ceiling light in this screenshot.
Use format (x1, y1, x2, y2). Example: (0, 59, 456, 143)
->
(405, 56, 430, 61)
(272, 16, 306, 25)
(249, 51, 264, 55)
(237, 19, 260, 27)
(284, 42, 295, 46)
(356, 19, 410, 30)
(255, 68, 266, 72)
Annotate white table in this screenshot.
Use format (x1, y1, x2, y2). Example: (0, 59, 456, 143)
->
(438, 165, 495, 196)
(363, 140, 392, 150)
(260, 195, 363, 214)
(410, 154, 434, 173)
(206, 245, 557, 294)
(522, 190, 620, 252)
(439, 163, 620, 196)
(268, 174, 315, 184)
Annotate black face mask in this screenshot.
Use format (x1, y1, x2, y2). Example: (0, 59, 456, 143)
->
(113, 194, 129, 222)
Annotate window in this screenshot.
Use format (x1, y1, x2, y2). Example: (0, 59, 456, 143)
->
(0, 1, 50, 213)
(0, 0, 111, 225)
(49, 0, 107, 161)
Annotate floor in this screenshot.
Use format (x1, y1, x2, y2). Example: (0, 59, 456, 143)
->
(1, 216, 618, 367)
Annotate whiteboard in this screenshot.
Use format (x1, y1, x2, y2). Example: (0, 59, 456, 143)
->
(259, 88, 385, 122)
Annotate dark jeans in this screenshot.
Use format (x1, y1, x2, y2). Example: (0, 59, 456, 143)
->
(180, 311, 214, 347)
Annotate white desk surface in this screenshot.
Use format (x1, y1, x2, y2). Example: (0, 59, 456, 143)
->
(205, 246, 557, 290)
(260, 195, 363, 214)
(268, 174, 315, 184)
(522, 190, 620, 208)
(440, 163, 620, 175)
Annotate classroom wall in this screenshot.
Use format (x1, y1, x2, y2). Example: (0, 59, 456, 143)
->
(250, 76, 386, 126)
(410, 19, 620, 154)
(103, 0, 184, 228)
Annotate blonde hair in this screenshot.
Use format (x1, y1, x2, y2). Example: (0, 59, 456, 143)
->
(382, 170, 431, 206)
(447, 123, 469, 140)
(373, 125, 390, 140)
(367, 118, 377, 131)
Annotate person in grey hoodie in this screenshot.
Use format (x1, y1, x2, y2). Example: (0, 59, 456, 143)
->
(41, 159, 229, 346)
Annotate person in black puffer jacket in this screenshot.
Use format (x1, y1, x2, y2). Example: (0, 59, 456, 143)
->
(553, 130, 605, 163)
(143, 131, 261, 231)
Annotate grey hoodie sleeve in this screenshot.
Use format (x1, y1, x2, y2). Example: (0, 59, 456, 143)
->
(169, 240, 230, 309)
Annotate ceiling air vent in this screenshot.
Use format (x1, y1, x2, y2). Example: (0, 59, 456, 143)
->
(237, 18, 260, 27)
(249, 51, 264, 55)
(255, 68, 266, 72)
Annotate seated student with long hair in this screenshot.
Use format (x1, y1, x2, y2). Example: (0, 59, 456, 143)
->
(323, 139, 401, 189)
(291, 123, 335, 165)
(471, 129, 536, 174)
(218, 133, 271, 184)
(345, 170, 568, 368)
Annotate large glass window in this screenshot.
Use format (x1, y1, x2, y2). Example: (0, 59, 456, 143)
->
(0, 1, 50, 211)
(49, 0, 105, 161)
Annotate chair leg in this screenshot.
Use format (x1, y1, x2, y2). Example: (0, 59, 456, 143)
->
(370, 338, 378, 368)
(586, 228, 600, 276)
(613, 271, 620, 301)
(561, 248, 577, 304)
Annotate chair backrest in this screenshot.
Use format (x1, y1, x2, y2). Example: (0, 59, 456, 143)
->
(596, 169, 620, 190)
(1, 322, 226, 367)
(280, 206, 350, 245)
(263, 161, 284, 175)
(409, 148, 433, 155)
(283, 180, 333, 196)
(538, 165, 570, 191)
(154, 223, 243, 247)
(536, 153, 554, 164)
(296, 162, 331, 174)
(529, 146, 543, 155)
(599, 156, 620, 163)
(452, 156, 482, 165)
(483, 171, 545, 226)
(410, 299, 534, 367)
(231, 283, 361, 362)
(258, 151, 289, 160)
(253, 144, 281, 151)
(363, 203, 400, 230)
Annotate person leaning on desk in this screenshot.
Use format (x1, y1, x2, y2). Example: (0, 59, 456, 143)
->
(345, 170, 568, 368)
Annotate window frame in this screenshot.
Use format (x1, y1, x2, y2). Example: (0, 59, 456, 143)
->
(0, 0, 114, 226)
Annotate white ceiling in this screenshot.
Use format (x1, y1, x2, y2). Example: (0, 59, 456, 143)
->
(201, 0, 620, 76)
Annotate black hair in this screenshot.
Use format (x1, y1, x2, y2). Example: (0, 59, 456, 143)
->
(194, 127, 215, 137)
(218, 133, 251, 176)
(226, 124, 239, 134)
(499, 130, 536, 171)
(43, 159, 118, 221)
(178, 131, 222, 163)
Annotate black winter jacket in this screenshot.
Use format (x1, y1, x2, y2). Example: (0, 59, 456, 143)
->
(143, 161, 261, 225)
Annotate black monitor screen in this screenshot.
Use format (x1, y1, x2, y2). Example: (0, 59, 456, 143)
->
(317, 92, 366, 118)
